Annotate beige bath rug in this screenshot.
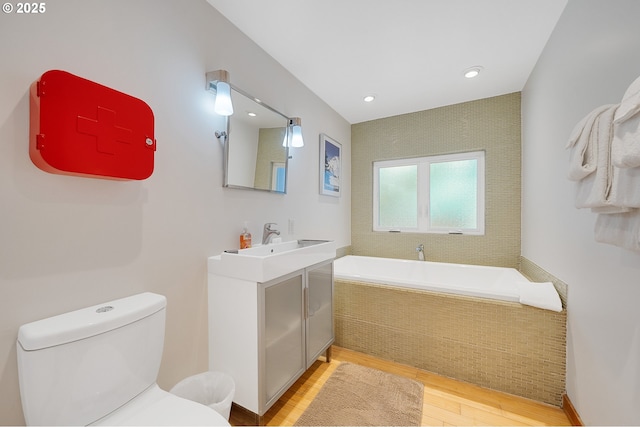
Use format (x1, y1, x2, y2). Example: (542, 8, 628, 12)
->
(294, 362, 423, 426)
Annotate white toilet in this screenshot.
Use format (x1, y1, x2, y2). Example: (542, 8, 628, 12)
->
(16, 292, 230, 426)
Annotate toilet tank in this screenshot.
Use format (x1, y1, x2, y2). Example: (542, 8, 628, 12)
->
(17, 292, 167, 426)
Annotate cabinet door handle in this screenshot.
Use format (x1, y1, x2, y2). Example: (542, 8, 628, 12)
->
(304, 286, 309, 319)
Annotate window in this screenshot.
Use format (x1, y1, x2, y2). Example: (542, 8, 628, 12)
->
(373, 151, 485, 235)
(271, 162, 286, 192)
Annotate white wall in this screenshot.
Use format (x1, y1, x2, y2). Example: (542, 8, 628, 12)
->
(0, 1, 351, 424)
(522, 0, 640, 424)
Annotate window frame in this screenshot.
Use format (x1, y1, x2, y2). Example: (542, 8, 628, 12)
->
(373, 150, 485, 235)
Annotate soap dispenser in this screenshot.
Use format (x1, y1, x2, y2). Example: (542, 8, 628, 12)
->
(240, 222, 252, 249)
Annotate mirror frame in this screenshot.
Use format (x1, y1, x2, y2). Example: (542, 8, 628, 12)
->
(219, 84, 290, 194)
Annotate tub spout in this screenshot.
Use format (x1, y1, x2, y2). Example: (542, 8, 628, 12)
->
(416, 244, 425, 261)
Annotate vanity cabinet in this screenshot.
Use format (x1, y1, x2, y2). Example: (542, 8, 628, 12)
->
(305, 261, 334, 367)
(262, 272, 305, 406)
(208, 259, 334, 418)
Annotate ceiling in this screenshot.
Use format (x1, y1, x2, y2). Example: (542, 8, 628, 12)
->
(207, 0, 568, 124)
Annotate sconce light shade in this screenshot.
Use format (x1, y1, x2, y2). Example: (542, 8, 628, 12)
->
(206, 69, 234, 116)
(214, 81, 233, 116)
(291, 124, 304, 148)
(283, 117, 304, 148)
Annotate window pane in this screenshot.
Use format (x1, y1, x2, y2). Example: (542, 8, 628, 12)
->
(274, 166, 286, 192)
(429, 159, 477, 229)
(378, 165, 417, 228)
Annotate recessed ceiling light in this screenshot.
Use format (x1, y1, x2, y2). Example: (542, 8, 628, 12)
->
(463, 66, 483, 79)
(363, 95, 376, 102)
(247, 112, 257, 117)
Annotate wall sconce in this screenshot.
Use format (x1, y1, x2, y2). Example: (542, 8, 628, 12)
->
(283, 117, 304, 148)
(206, 69, 234, 116)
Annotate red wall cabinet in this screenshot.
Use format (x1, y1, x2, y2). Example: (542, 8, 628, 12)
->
(30, 70, 156, 180)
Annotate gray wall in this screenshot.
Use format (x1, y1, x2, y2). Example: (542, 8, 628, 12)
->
(351, 93, 521, 267)
(522, 0, 640, 424)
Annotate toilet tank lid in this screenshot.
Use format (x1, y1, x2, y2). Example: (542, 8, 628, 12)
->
(18, 292, 166, 351)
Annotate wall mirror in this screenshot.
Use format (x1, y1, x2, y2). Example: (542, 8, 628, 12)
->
(217, 87, 289, 193)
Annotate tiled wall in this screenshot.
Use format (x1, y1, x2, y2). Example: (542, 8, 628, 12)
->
(334, 279, 566, 406)
(351, 93, 522, 268)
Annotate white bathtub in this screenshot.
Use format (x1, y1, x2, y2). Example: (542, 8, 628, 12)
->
(334, 255, 529, 304)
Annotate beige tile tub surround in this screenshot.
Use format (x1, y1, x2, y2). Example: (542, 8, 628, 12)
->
(334, 279, 566, 407)
(351, 93, 522, 267)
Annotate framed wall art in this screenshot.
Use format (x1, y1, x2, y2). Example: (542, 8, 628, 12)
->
(320, 133, 341, 197)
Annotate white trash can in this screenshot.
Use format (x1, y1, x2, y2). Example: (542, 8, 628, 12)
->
(169, 371, 235, 421)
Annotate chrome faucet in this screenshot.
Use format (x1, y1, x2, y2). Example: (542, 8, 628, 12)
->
(416, 243, 425, 261)
(262, 223, 280, 244)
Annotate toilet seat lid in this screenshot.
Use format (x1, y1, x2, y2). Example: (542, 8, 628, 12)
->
(91, 384, 229, 426)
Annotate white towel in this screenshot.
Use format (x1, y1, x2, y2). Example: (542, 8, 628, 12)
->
(575, 105, 622, 209)
(615, 75, 640, 124)
(591, 205, 632, 214)
(594, 209, 640, 252)
(612, 75, 640, 168)
(517, 282, 562, 312)
(605, 78, 640, 208)
(567, 104, 613, 181)
(608, 165, 640, 208)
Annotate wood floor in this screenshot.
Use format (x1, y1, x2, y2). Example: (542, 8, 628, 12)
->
(230, 346, 571, 426)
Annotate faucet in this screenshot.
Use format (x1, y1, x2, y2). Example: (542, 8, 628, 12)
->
(416, 243, 425, 261)
(262, 223, 280, 244)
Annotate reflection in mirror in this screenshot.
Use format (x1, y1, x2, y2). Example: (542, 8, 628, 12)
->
(219, 87, 289, 193)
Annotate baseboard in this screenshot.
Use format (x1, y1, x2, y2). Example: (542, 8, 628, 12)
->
(562, 393, 584, 426)
(229, 402, 263, 426)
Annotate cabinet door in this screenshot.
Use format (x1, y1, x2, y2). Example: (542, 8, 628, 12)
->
(262, 273, 305, 409)
(306, 261, 334, 368)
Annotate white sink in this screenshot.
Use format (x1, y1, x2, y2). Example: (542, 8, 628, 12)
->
(208, 240, 336, 282)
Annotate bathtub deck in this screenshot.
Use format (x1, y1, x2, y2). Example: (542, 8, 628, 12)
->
(230, 346, 571, 426)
